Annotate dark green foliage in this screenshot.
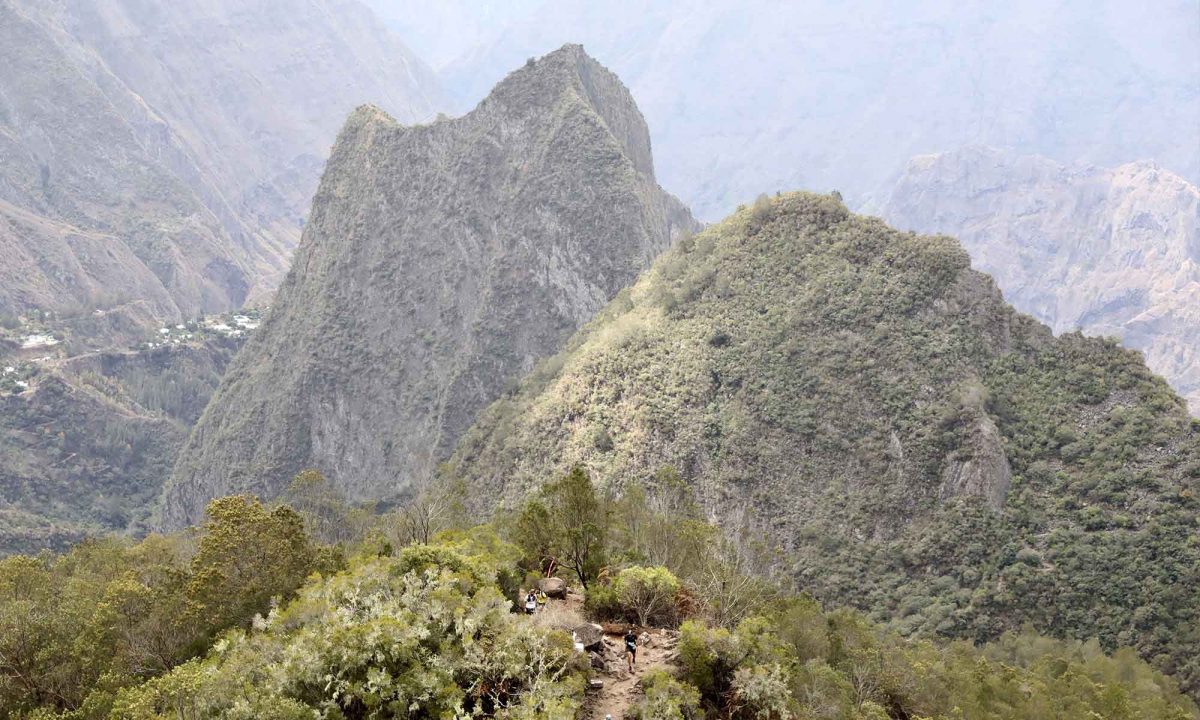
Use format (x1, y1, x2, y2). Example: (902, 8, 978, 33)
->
(0, 340, 237, 553)
(538, 466, 609, 589)
(0, 496, 319, 718)
(447, 192, 1200, 694)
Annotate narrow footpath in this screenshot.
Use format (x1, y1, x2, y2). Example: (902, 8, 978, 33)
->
(529, 588, 679, 720)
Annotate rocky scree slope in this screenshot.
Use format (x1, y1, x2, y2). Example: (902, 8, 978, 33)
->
(0, 0, 443, 334)
(162, 45, 696, 527)
(883, 147, 1200, 415)
(445, 192, 1200, 693)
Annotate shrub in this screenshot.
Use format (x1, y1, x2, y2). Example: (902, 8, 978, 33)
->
(731, 663, 796, 719)
(614, 565, 681, 627)
(584, 581, 623, 621)
(634, 669, 702, 720)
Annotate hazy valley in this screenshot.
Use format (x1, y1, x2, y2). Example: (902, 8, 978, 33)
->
(0, 3, 1198, 718)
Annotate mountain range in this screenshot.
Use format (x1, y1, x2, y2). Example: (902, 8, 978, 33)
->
(0, 0, 443, 334)
(0, 0, 1198, 698)
(364, 0, 1200, 220)
(0, 0, 444, 551)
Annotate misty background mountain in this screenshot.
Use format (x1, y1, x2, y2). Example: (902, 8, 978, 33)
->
(365, 0, 1200, 219)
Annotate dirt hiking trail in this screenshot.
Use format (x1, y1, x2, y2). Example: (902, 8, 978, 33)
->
(525, 588, 680, 720)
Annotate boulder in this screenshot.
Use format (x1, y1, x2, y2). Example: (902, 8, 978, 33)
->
(573, 623, 605, 651)
(537, 576, 567, 598)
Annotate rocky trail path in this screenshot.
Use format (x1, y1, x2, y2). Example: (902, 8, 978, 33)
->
(536, 589, 679, 720)
(585, 630, 676, 720)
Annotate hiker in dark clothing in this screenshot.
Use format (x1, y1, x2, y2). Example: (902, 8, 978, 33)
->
(524, 591, 538, 615)
(624, 628, 638, 671)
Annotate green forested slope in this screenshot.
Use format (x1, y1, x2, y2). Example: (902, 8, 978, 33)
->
(445, 192, 1200, 691)
(4, 487, 1195, 720)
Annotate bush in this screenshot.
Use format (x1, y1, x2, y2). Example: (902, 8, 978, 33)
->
(584, 581, 623, 621)
(731, 663, 795, 719)
(112, 547, 585, 718)
(634, 669, 702, 720)
(614, 565, 681, 627)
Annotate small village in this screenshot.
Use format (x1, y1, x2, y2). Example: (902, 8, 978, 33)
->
(0, 308, 265, 396)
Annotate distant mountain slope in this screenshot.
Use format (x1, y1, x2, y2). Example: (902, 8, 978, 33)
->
(370, 0, 1200, 220)
(444, 192, 1200, 693)
(0, 339, 241, 555)
(161, 45, 697, 528)
(0, 0, 444, 331)
(883, 148, 1200, 414)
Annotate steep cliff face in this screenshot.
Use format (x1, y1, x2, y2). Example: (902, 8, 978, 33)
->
(161, 45, 696, 527)
(882, 148, 1200, 414)
(0, 0, 443, 331)
(444, 192, 1200, 692)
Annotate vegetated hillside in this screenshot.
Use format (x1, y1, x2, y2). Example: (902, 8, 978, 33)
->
(3, 489, 1196, 719)
(0, 0, 443, 336)
(161, 45, 697, 528)
(883, 147, 1200, 415)
(0, 338, 240, 555)
(445, 192, 1200, 693)
(376, 0, 1200, 219)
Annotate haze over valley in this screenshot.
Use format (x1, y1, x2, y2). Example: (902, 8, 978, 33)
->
(1, 2, 1198, 718)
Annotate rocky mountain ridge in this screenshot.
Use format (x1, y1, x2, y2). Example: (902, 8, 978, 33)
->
(883, 147, 1200, 414)
(368, 0, 1200, 219)
(161, 45, 697, 527)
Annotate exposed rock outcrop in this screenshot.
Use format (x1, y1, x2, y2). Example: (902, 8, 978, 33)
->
(161, 45, 696, 527)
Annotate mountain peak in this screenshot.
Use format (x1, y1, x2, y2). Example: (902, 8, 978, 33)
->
(444, 187, 1200, 692)
(482, 43, 656, 176)
(160, 51, 696, 528)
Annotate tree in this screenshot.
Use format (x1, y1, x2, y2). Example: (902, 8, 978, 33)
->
(282, 469, 362, 544)
(513, 498, 557, 574)
(614, 566, 681, 627)
(185, 495, 314, 638)
(542, 466, 608, 589)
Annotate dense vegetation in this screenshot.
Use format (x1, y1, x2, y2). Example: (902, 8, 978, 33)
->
(445, 192, 1200, 693)
(0, 340, 238, 554)
(1, 471, 1195, 719)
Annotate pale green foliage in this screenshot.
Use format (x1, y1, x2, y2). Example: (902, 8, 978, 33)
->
(731, 663, 795, 719)
(675, 602, 1197, 720)
(633, 669, 702, 720)
(614, 565, 681, 627)
(111, 544, 584, 719)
